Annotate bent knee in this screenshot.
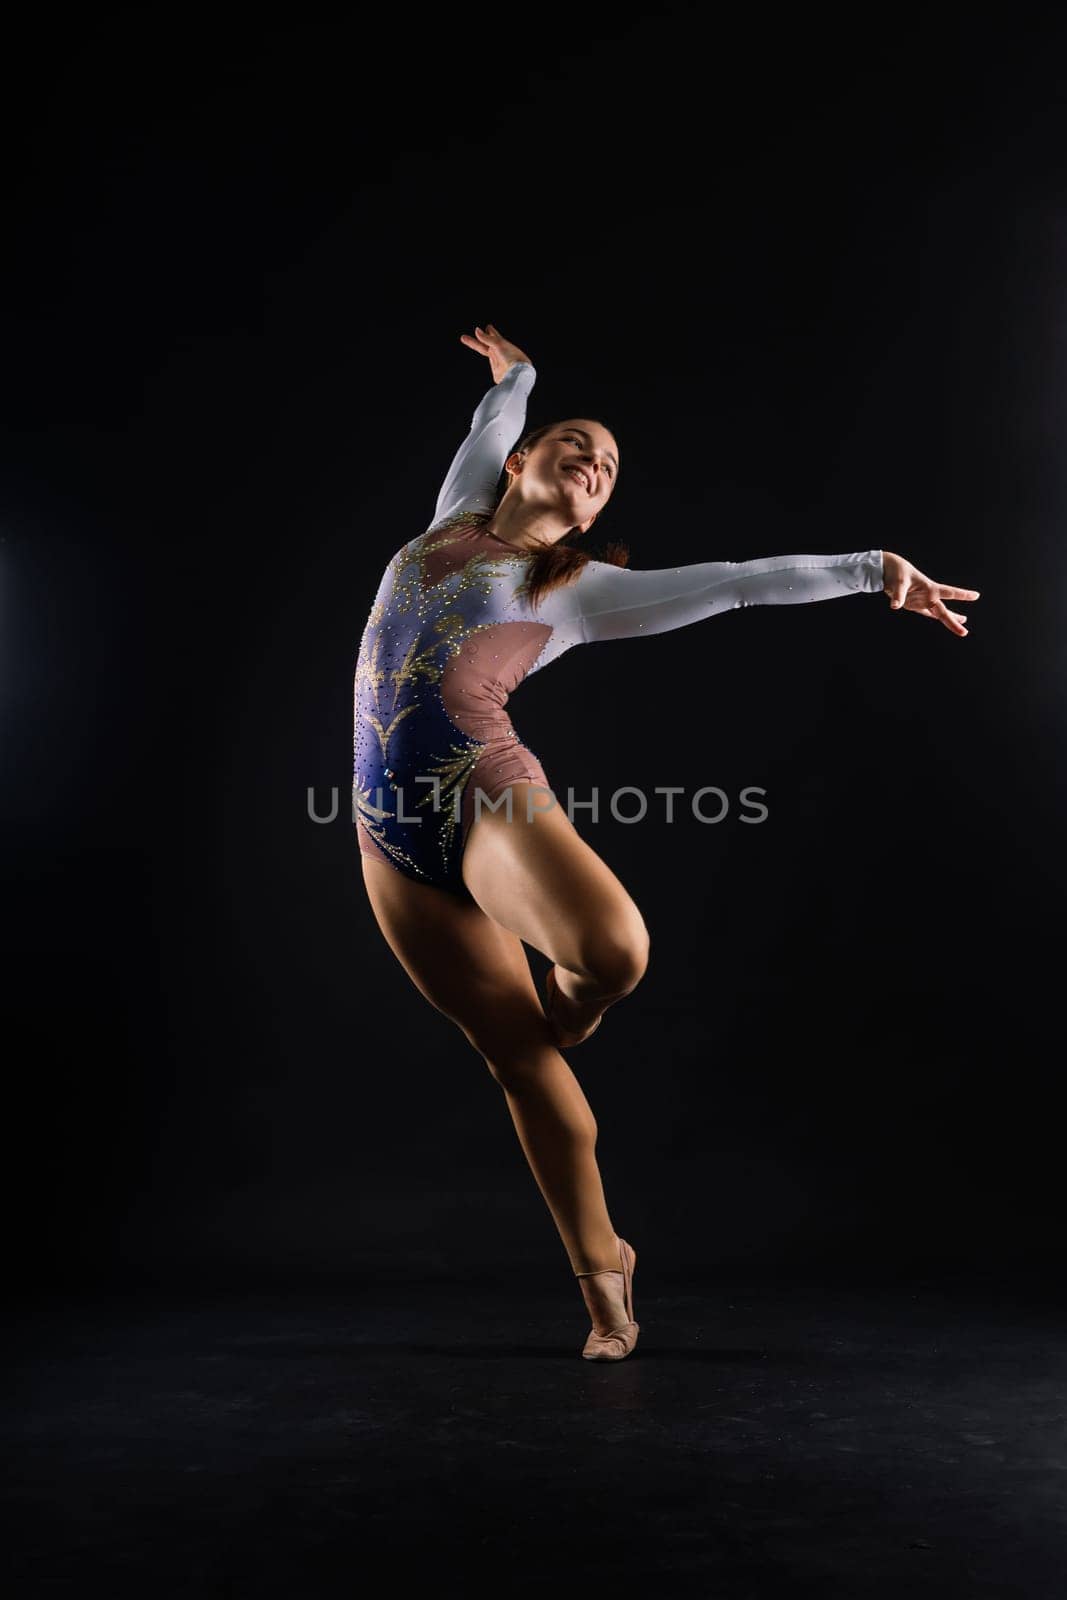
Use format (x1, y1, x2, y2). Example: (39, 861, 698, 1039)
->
(584, 911, 650, 996)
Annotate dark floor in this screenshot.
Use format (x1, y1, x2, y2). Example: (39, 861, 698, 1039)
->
(6, 1262, 1067, 1597)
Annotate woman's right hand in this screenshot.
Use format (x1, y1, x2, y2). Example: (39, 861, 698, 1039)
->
(459, 323, 533, 385)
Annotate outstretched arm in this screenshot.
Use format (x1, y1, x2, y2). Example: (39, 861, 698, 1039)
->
(567, 547, 980, 642)
(571, 549, 886, 644)
(429, 324, 536, 528)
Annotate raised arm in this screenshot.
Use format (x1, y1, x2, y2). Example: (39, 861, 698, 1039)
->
(429, 325, 537, 528)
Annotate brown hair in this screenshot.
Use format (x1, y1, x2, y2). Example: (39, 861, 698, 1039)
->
(497, 419, 630, 608)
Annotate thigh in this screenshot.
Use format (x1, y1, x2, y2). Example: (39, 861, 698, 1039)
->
(360, 853, 545, 1056)
(459, 781, 649, 979)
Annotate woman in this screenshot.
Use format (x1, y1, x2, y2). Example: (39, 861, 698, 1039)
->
(353, 323, 980, 1362)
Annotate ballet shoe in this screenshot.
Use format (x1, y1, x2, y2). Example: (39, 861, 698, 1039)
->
(575, 1236, 639, 1361)
(544, 964, 603, 1048)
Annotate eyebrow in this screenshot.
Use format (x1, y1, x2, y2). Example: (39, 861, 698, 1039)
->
(559, 427, 619, 472)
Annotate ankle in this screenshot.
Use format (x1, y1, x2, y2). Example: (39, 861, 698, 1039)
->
(573, 1235, 621, 1277)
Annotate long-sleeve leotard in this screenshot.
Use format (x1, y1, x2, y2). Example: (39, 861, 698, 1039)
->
(427, 360, 884, 659)
(354, 360, 883, 890)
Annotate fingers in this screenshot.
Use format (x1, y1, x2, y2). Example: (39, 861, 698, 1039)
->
(939, 585, 981, 600)
(886, 576, 976, 634)
(460, 323, 503, 356)
(934, 581, 979, 635)
(931, 597, 968, 636)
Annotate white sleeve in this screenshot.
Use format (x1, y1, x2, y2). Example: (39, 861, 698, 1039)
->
(429, 361, 538, 527)
(572, 549, 885, 643)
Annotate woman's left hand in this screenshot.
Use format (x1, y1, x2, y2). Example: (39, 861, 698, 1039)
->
(881, 550, 980, 637)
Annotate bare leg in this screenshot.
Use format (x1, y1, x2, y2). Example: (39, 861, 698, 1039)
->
(360, 850, 628, 1288)
(461, 781, 651, 1043)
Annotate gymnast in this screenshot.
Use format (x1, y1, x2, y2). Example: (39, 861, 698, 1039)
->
(353, 323, 980, 1360)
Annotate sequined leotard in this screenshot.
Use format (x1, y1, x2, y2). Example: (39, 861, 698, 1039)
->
(353, 361, 884, 894)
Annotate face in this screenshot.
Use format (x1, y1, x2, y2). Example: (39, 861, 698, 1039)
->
(508, 419, 620, 533)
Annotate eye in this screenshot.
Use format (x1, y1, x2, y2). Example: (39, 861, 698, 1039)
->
(562, 434, 613, 477)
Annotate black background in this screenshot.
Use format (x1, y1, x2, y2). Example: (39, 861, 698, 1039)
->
(4, 3, 1063, 1293)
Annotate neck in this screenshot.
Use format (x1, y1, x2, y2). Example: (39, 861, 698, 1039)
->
(484, 493, 578, 552)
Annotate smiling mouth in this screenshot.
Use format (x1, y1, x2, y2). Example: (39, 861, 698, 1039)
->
(563, 467, 591, 493)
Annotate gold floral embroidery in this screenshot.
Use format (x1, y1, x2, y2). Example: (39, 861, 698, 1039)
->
(415, 738, 491, 864)
(355, 782, 430, 879)
(354, 515, 534, 879)
(362, 700, 417, 765)
(392, 636, 447, 691)
(355, 785, 392, 824)
(354, 631, 387, 698)
(434, 611, 467, 642)
(388, 519, 529, 618)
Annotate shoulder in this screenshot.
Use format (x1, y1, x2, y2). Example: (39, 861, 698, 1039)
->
(422, 509, 492, 538)
(571, 554, 635, 585)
